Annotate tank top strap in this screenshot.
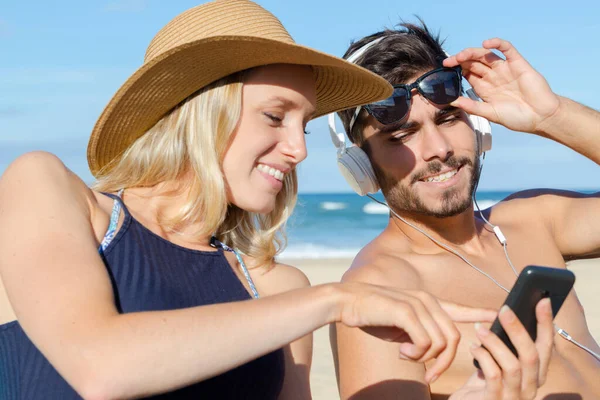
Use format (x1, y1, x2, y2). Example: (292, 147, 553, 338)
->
(211, 237, 260, 299)
(99, 189, 126, 254)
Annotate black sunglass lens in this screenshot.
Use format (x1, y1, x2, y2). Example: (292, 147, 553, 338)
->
(419, 70, 461, 105)
(369, 88, 410, 125)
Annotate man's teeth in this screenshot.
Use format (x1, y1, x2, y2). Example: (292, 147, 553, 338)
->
(424, 169, 458, 183)
(257, 164, 284, 181)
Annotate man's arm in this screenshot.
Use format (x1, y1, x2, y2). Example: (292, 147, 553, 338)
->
(444, 38, 600, 164)
(255, 263, 313, 400)
(536, 97, 600, 164)
(507, 189, 600, 259)
(445, 39, 600, 259)
(334, 260, 432, 400)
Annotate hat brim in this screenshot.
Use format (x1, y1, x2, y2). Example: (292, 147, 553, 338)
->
(87, 36, 392, 176)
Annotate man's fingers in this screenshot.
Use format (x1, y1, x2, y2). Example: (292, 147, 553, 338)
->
(470, 344, 503, 398)
(444, 47, 505, 68)
(450, 97, 499, 124)
(534, 298, 554, 386)
(498, 306, 539, 399)
(461, 60, 494, 79)
(475, 322, 523, 394)
(483, 38, 523, 62)
(439, 299, 497, 323)
(442, 55, 459, 68)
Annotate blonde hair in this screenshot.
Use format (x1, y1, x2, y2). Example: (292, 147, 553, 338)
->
(93, 71, 297, 268)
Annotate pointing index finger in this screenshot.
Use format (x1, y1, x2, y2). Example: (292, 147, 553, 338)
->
(439, 300, 497, 323)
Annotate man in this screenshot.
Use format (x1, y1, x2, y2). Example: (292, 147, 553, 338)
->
(332, 22, 600, 399)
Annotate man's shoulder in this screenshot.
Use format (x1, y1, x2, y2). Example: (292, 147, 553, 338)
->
(341, 239, 423, 290)
(483, 188, 587, 226)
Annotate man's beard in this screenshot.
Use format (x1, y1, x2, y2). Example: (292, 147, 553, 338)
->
(376, 155, 481, 219)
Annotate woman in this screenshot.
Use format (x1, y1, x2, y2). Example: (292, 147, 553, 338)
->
(0, 1, 495, 398)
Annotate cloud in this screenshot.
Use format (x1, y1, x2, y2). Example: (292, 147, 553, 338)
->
(104, 0, 148, 12)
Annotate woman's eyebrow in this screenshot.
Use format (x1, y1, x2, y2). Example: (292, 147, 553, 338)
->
(263, 96, 316, 117)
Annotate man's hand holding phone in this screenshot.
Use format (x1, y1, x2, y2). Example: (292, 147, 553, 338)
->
(450, 264, 576, 399)
(451, 298, 554, 400)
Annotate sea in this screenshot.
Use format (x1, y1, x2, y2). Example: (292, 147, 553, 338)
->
(281, 190, 512, 259)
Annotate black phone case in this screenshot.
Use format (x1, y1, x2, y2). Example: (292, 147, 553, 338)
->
(474, 265, 575, 369)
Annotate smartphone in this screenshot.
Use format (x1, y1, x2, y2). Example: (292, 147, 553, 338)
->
(474, 265, 575, 369)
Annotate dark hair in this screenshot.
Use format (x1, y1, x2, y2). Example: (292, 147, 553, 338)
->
(338, 19, 447, 144)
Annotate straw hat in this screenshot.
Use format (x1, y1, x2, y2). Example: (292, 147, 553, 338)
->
(87, 0, 392, 176)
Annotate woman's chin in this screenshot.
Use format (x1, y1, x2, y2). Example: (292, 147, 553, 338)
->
(238, 199, 276, 215)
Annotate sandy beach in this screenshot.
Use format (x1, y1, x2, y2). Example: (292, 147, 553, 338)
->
(279, 257, 600, 400)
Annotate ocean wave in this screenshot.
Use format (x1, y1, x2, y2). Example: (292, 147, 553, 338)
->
(475, 199, 500, 210)
(362, 199, 501, 214)
(279, 243, 360, 259)
(319, 201, 348, 211)
(363, 203, 389, 214)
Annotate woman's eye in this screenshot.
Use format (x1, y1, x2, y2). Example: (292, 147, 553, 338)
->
(304, 129, 311, 135)
(264, 112, 282, 123)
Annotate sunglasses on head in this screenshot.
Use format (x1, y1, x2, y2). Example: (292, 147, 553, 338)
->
(349, 66, 463, 132)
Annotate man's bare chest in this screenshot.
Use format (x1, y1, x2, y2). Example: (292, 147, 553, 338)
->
(403, 229, 566, 308)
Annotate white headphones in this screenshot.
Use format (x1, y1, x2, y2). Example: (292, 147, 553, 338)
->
(328, 38, 493, 196)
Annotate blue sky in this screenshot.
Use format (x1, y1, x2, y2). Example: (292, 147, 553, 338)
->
(1, 0, 598, 193)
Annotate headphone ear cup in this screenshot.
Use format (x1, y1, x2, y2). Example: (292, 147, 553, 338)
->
(337, 146, 379, 196)
(468, 114, 492, 155)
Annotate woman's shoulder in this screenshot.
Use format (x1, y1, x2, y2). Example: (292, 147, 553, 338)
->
(0, 151, 98, 212)
(252, 260, 311, 297)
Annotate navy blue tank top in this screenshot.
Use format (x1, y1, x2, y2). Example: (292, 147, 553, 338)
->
(0, 193, 285, 399)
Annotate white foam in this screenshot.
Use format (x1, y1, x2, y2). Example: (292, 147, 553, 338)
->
(279, 243, 360, 259)
(362, 200, 501, 214)
(475, 199, 500, 210)
(319, 201, 347, 211)
(363, 203, 389, 214)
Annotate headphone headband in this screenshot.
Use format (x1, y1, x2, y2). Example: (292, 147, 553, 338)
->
(329, 36, 385, 152)
(346, 37, 385, 63)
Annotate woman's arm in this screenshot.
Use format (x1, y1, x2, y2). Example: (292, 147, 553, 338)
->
(0, 152, 494, 399)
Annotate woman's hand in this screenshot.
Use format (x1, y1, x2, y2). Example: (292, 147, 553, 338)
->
(450, 298, 554, 399)
(335, 283, 497, 383)
(444, 38, 561, 135)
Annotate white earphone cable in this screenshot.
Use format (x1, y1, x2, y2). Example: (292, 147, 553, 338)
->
(367, 194, 512, 293)
(366, 156, 600, 361)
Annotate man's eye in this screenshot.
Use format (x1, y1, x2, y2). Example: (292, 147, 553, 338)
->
(441, 115, 461, 125)
(389, 134, 411, 143)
